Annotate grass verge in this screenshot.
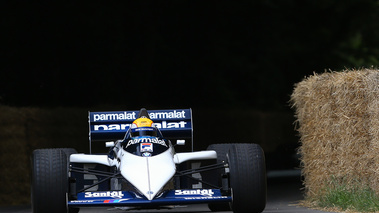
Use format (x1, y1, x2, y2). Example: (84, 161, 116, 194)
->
(307, 181, 379, 212)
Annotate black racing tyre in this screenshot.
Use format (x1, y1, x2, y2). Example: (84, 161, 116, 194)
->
(207, 143, 235, 163)
(31, 149, 74, 213)
(228, 144, 267, 213)
(61, 148, 77, 162)
(204, 144, 235, 212)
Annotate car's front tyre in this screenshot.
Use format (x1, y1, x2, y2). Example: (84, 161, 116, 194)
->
(31, 148, 77, 213)
(228, 144, 267, 213)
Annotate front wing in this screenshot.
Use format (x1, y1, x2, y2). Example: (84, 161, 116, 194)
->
(68, 189, 231, 207)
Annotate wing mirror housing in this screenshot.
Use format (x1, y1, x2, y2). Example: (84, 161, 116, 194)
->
(105, 141, 115, 147)
(176, 140, 186, 146)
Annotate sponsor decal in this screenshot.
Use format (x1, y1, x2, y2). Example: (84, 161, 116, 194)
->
(141, 143, 153, 152)
(149, 110, 186, 119)
(103, 199, 130, 203)
(104, 199, 120, 203)
(153, 121, 187, 129)
(174, 189, 214, 197)
(132, 127, 154, 132)
(126, 137, 167, 148)
(94, 121, 187, 131)
(93, 112, 136, 121)
(85, 191, 124, 199)
(94, 124, 131, 131)
(142, 152, 152, 157)
(70, 200, 94, 203)
(183, 196, 228, 200)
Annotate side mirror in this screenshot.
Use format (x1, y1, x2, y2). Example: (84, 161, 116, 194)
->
(176, 140, 185, 146)
(105, 141, 115, 147)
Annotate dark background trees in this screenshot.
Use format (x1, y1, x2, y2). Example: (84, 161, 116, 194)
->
(2, 0, 379, 110)
(1, 2, 379, 203)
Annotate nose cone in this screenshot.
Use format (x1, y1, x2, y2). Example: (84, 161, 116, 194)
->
(120, 148, 176, 200)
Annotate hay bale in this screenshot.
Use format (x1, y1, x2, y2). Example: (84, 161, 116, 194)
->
(291, 69, 379, 198)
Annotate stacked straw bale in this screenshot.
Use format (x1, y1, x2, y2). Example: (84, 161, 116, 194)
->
(291, 69, 379, 198)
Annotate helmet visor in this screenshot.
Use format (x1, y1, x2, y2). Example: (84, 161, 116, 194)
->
(130, 127, 157, 137)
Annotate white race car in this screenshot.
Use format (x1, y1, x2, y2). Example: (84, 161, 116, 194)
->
(31, 108, 266, 213)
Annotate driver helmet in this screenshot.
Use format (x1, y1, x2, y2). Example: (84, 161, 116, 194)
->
(130, 117, 157, 137)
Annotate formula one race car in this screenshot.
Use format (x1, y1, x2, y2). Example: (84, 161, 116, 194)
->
(31, 108, 267, 213)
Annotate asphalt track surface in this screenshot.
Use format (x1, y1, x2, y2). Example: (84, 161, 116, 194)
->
(1, 171, 335, 213)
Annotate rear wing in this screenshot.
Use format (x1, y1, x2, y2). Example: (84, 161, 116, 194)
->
(88, 109, 193, 153)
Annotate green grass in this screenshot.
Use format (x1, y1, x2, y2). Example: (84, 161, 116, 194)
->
(314, 182, 379, 212)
